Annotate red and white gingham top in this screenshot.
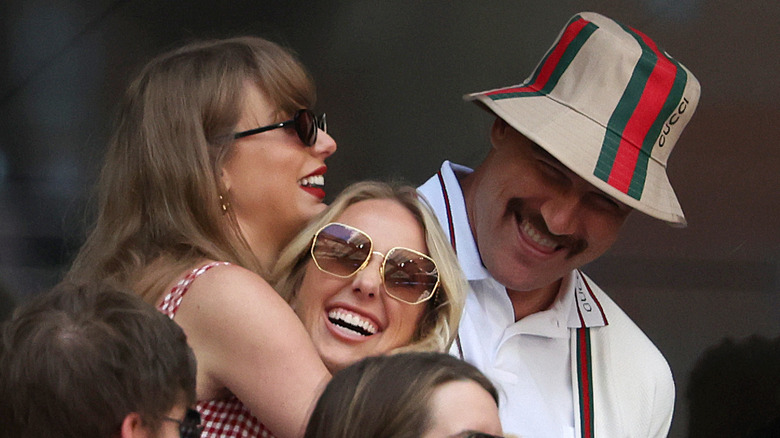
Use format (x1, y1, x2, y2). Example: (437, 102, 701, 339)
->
(158, 261, 276, 438)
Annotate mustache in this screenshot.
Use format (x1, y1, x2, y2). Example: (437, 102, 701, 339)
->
(506, 198, 588, 258)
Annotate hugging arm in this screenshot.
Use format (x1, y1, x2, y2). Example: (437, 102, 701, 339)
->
(172, 264, 330, 438)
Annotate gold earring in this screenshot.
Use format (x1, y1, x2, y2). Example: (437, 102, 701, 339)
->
(219, 195, 229, 214)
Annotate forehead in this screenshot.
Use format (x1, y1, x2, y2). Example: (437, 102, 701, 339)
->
(334, 199, 427, 252)
(238, 81, 278, 125)
(426, 380, 502, 436)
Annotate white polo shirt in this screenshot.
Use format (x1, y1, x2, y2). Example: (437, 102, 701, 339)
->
(421, 161, 592, 436)
(420, 161, 617, 438)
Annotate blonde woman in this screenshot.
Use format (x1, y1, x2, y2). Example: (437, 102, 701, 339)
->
(273, 181, 466, 373)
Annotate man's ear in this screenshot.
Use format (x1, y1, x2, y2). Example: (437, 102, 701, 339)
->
(119, 412, 150, 438)
(490, 117, 509, 143)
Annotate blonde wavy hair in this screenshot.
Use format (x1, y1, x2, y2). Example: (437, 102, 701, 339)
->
(272, 181, 466, 353)
(64, 36, 316, 303)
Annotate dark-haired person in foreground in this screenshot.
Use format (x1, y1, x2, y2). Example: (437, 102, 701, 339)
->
(0, 283, 200, 438)
(419, 11, 701, 437)
(305, 351, 503, 438)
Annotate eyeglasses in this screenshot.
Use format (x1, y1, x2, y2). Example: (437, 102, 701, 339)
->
(233, 109, 326, 146)
(162, 408, 203, 438)
(310, 222, 440, 305)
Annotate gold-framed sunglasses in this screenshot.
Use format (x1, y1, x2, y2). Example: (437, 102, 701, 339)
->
(310, 222, 439, 305)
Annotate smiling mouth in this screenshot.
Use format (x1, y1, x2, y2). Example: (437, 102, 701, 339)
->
(508, 198, 587, 257)
(328, 309, 377, 337)
(520, 218, 559, 251)
(298, 174, 324, 189)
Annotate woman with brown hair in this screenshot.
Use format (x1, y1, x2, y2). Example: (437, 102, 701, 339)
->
(304, 352, 504, 438)
(64, 36, 336, 438)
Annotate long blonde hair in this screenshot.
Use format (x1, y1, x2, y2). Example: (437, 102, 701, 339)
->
(273, 181, 466, 353)
(65, 36, 316, 302)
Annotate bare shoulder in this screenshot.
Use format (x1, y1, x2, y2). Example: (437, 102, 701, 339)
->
(173, 262, 289, 325)
(168, 260, 329, 436)
(172, 262, 294, 354)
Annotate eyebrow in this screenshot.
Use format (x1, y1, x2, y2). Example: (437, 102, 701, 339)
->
(450, 431, 504, 438)
(530, 142, 567, 169)
(530, 142, 630, 209)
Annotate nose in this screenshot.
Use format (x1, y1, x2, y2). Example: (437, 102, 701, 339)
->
(540, 192, 581, 236)
(351, 253, 383, 299)
(310, 129, 337, 159)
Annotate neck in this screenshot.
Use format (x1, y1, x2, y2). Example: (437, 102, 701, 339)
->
(251, 239, 280, 274)
(459, 169, 478, 227)
(248, 229, 293, 273)
(232, 216, 294, 275)
(506, 278, 562, 322)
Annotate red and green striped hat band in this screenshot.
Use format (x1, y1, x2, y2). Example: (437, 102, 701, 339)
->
(465, 11, 700, 226)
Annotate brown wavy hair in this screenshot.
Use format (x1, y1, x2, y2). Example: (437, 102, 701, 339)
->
(304, 352, 499, 438)
(65, 36, 316, 303)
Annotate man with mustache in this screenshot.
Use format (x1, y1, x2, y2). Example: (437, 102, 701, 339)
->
(419, 12, 700, 437)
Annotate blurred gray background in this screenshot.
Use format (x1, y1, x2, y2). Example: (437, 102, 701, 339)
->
(1, 1, 778, 436)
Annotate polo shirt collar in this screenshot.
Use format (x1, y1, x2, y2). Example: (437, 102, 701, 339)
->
(566, 270, 609, 328)
(434, 161, 490, 281)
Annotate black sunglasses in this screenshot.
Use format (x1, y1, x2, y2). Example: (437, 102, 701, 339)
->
(233, 109, 326, 146)
(162, 408, 203, 438)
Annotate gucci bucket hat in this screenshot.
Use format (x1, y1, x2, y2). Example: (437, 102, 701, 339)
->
(466, 12, 700, 226)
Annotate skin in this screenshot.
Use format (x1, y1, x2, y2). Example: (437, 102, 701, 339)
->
(422, 380, 503, 438)
(170, 265, 330, 438)
(162, 83, 337, 438)
(460, 118, 631, 321)
(292, 199, 428, 373)
(119, 403, 186, 438)
(221, 82, 337, 269)
(155, 404, 189, 438)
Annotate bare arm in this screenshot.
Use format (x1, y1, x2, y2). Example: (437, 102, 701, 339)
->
(171, 263, 330, 438)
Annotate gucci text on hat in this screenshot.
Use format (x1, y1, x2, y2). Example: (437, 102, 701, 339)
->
(466, 11, 700, 226)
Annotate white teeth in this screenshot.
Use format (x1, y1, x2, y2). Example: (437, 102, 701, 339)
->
(328, 309, 377, 336)
(522, 219, 558, 249)
(299, 175, 324, 187)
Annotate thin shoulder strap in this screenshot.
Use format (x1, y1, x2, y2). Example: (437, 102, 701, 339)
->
(158, 261, 230, 318)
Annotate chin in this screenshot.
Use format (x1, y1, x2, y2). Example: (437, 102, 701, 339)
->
(303, 203, 327, 221)
(495, 271, 549, 293)
(323, 358, 349, 374)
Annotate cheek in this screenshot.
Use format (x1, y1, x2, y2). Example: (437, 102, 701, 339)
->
(594, 214, 626, 244)
(387, 301, 426, 342)
(266, 147, 307, 176)
(582, 214, 626, 258)
(295, 266, 346, 312)
(292, 270, 324, 316)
